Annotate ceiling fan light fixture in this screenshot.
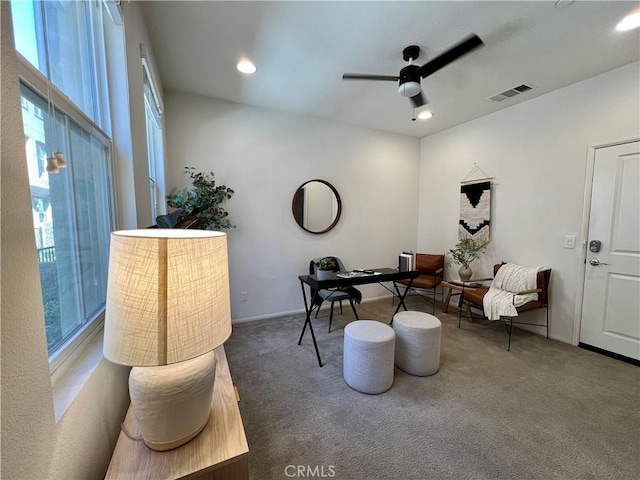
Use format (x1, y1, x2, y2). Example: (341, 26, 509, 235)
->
(236, 60, 256, 74)
(398, 81, 421, 98)
(341, 34, 484, 115)
(417, 110, 433, 120)
(616, 10, 640, 31)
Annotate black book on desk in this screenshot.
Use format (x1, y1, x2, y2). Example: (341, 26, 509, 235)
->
(398, 253, 413, 272)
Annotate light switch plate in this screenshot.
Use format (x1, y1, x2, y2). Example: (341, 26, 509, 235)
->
(564, 235, 576, 249)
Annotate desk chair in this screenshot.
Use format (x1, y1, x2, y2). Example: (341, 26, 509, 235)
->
(462, 263, 551, 350)
(310, 257, 361, 333)
(395, 254, 444, 314)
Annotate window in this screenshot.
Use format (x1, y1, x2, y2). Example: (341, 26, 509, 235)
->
(35, 140, 46, 176)
(33, 198, 46, 223)
(143, 62, 165, 221)
(21, 96, 30, 110)
(13, 1, 114, 360)
(11, 0, 110, 130)
(20, 83, 113, 357)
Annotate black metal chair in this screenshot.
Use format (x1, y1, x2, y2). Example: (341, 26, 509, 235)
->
(310, 257, 361, 332)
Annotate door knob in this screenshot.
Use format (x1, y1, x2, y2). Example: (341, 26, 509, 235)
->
(589, 259, 610, 266)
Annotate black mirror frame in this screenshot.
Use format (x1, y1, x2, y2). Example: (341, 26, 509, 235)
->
(292, 179, 342, 234)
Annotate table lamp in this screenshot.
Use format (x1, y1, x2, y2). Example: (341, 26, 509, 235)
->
(103, 229, 231, 451)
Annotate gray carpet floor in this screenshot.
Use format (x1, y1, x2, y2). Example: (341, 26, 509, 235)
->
(225, 297, 640, 480)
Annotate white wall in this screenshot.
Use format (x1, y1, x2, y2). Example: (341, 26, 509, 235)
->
(418, 62, 640, 344)
(122, 1, 165, 229)
(164, 92, 420, 321)
(0, 2, 163, 478)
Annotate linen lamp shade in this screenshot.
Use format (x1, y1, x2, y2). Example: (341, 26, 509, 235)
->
(103, 229, 232, 451)
(104, 229, 231, 366)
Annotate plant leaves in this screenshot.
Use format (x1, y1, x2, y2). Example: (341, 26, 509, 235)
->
(165, 167, 236, 229)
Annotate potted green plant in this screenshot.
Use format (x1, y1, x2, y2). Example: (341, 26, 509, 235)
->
(448, 238, 488, 282)
(315, 257, 337, 280)
(166, 167, 235, 230)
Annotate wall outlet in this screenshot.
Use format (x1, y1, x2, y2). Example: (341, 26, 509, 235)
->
(241, 291, 248, 302)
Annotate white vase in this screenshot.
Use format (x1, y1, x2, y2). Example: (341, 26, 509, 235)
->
(458, 264, 473, 282)
(129, 350, 216, 451)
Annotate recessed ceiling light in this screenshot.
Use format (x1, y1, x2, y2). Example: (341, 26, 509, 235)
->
(417, 110, 433, 120)
(237, 60, 256, 74)
(616, 10, 640, 32)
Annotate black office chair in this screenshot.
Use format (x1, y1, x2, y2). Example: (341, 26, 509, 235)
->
(310, 257, 361, 332)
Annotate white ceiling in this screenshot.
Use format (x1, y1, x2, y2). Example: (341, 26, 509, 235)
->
(139, 1, 640, 138)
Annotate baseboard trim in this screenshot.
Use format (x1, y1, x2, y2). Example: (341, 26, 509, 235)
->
(578, 342, 639, 366)
(232, 308, 304, 325)
(231, 295, 396, 325)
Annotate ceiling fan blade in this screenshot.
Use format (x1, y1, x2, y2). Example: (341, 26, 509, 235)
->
(342, 73, 400, 81)
(410, 92, 427, 108)
(417, 34, 484, 79)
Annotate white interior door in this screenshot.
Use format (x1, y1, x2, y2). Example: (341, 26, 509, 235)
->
(580, 141, 640, 361)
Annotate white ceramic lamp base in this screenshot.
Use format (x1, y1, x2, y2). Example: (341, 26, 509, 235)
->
(129, 350, 217, 451)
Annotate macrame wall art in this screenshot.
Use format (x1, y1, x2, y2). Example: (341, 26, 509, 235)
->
(459, 164, 493, 243)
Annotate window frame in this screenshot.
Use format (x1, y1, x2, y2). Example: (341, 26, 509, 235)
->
(18, 58, 110, 149)
(15, 33, 116, 374)
(142, 56, 166, 221)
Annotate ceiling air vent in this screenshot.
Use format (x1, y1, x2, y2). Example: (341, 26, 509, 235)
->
(488, 83, 533, 103)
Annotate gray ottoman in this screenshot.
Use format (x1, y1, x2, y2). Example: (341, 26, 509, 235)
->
(393, 311, 441, 376)
(343, 320, 395, 394)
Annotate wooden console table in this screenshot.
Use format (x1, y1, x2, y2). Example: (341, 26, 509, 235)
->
(105, 346, 249, 480)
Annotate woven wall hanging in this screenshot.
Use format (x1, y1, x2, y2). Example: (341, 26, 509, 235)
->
(459, 165, 492, 242)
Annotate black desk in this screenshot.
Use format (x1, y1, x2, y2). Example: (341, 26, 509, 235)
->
(297, 268, 419, 367)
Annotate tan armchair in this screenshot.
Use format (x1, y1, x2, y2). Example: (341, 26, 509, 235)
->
(462, 263, 551, 350)
(395, 254, 444, 314)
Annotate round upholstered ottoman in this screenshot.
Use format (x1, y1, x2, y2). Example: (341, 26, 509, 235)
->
(393, 311, 441, 376)
(343, 320, 395, 394)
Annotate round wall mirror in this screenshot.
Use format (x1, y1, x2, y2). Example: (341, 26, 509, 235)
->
(292, 179, 342, 234)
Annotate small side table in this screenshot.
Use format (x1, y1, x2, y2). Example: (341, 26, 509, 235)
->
(105, 346, 249, 480)
(441, 281, 483, 320)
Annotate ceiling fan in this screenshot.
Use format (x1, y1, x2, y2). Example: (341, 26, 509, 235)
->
(342, 34, 485, 109)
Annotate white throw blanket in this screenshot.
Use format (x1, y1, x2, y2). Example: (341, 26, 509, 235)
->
(483, 264, 547, 321)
